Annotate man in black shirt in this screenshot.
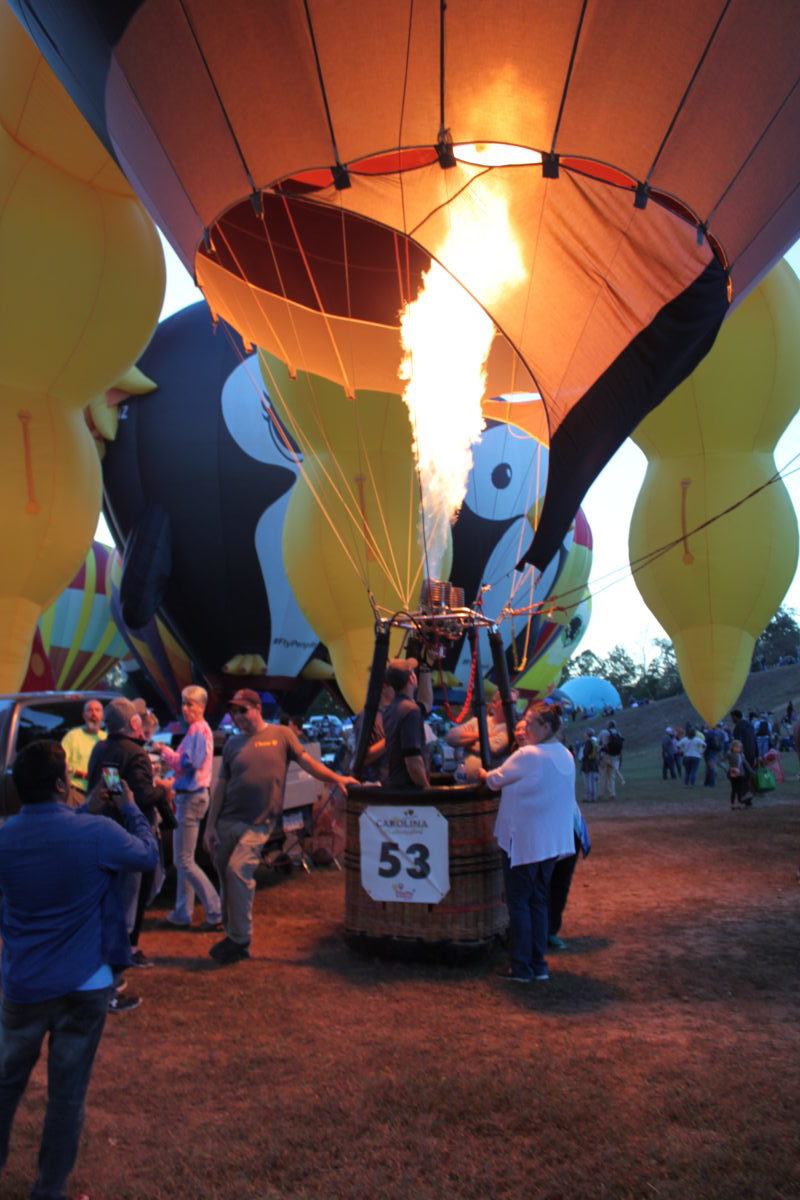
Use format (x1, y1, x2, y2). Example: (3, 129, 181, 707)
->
(381, 658, 433, 789)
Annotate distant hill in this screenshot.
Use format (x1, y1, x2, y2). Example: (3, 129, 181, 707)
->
(565, 663, 800, 757)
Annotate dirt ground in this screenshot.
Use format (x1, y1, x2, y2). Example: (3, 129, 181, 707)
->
(3, 786, 799, 1200)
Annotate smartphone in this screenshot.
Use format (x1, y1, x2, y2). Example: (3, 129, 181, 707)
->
(102, 766, 123, 794)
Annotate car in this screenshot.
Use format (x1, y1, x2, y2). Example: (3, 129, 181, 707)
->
(0, 690, 118, 819)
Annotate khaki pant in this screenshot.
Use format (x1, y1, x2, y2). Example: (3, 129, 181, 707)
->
(599, 756, 621, 799)
(214, 819, 275, 945)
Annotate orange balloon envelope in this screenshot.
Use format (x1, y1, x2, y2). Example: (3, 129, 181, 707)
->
(11, 2, 798, 567)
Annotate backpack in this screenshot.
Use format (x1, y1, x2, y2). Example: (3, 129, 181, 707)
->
(605, 730, 623, 756)
(582, 740, 597, 769)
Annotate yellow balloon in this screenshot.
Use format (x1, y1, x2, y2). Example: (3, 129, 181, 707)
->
(629, 260, 800, 724)
(259, 349, 425, 712)
(0, 12, 164, 690)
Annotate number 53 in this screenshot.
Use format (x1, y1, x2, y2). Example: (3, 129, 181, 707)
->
(378, 841, 430, 879)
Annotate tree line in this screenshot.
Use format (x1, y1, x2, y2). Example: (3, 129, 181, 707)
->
(559, 606, 800, 706)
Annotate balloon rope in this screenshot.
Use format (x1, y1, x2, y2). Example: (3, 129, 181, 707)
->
(340, 211, 417, 606)
(549, 0, 589, 157)
(255, 351, 408, 595)
(213, 214, 410, 601)
(644, 0, 733, 187)
(440, 637, 477, 725)
(213, 327, 376, 587)
(280, 196, 354, 398)
(212, 220, 294, 366)
(273, 195, 414, 600)
(246, 207, 402, 591)
(177, 0, 258, 194)
(17, 411, 40, 515)
(680, 478, 695, 563)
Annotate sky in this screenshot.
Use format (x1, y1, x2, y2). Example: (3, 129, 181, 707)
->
(98, 237, 800, 666)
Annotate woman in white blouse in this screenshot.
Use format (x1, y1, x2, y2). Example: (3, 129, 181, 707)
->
(479, 702, 576, 982)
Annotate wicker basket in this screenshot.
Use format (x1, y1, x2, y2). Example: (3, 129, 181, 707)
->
(344, 783, 507, 962)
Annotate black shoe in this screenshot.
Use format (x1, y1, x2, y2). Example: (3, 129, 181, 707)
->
(130, 949, 154, 968)
(496, 966, 532, 983)
(209, 937, 250, 964)
(108, 992, 141, 1014)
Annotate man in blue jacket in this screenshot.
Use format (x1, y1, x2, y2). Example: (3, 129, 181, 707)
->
(0, 739, 157, 1200)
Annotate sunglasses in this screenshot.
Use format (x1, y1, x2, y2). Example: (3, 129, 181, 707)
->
(229, 705, 251, 715)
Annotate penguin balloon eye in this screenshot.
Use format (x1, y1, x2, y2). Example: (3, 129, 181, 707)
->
(491, 462, 512, 490)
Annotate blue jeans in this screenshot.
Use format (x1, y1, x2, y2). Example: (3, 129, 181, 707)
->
(684, 756, 700, 786)
(171, 791, 221, 924)
(501, 851, 557, 979)
(0, 986, 110, 1200)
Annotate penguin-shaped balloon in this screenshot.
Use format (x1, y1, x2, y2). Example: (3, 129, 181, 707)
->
(102, 303, 321, 696)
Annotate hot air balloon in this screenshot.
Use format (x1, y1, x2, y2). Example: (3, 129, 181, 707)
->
(10, 0, 797, 580)
(37, 541, 129, 692)
(628, 260, 800, 724)
(102, 303, 327, 702)
(0, 7, 164, 690)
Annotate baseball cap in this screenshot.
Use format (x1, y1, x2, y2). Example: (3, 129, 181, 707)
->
(385, 657, 418, 690)
(229, 689, 262, 711)
(104, 697, 138, 733)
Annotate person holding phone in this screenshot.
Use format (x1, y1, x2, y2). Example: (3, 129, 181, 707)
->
(0, 739, 157, 1200)
(87, 697, 168, 981)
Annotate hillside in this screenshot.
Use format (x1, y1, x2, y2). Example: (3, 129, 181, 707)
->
(566, 662, 800, 757)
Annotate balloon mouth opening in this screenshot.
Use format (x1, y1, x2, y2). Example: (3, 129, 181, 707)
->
(198, 141, 727, 298)
(197, 191, 431, 326)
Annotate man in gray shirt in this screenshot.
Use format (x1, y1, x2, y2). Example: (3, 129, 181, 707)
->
(204, 690, 357, 964)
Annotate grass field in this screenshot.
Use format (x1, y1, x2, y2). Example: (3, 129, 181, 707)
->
(565, 661, 800, 782)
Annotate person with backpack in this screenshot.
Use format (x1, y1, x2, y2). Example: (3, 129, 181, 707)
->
(702, 724, 721, 787)
(579, 729, 600, 802)
(598, 721, 624, 800)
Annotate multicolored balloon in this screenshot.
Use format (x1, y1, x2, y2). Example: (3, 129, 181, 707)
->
(107, 553, 194, 716)
(37, 542, 129, 691)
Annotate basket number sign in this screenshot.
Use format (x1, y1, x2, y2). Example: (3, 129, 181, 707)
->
(359, 805, 449, 904)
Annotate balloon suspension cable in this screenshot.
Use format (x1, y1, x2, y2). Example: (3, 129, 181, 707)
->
(440, 637, 478, 725)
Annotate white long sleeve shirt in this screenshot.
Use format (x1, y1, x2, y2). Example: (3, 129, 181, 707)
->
(486, 741, 576, 868)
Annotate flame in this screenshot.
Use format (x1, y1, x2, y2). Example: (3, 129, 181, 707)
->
(399, 188, 525, 580)
(454, 143, 542, 169)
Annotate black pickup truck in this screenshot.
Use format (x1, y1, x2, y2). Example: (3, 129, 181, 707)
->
(0, 691, 117, 819)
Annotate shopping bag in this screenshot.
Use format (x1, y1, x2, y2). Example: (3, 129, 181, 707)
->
(753, 766, 776, 793)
